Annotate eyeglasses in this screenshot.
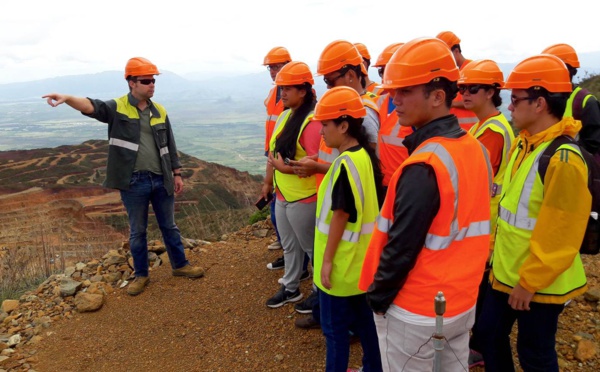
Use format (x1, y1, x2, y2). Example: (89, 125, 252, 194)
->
(458, 84, 485, 95)
(323, 69, 348, 87)
(377, 67, 385, 78)
(510, 95, 535, 106)
(267, 64, 285, 71)
(136, 78, 156, 85)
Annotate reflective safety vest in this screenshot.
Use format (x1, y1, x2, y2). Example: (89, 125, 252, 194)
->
(493, 141, 588, 302)
(469, 113, 515, 244)
(564, 86, 594, 120)
(314, 148, 379, 296)
(316, 92, 380, 188)
(451, 103, 478, 131)
(359, 135, 492, 317)
(366, 81, 384, 96)
(377, 94, 412, 186)
(264, 86, 284, 153)
(269, 109, 317, 202)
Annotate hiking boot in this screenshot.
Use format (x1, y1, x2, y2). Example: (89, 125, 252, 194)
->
(268, 240, 282, 250)
(294, 290, 318, 314)
(127, 276, 149, 296)
(468, 349, 484, 368)
(294, 315, 320, 329)
(266, 285, 303, 308)
(172, 264, 205, 278)
(267, 256, 285, 270)
(278, 270, 311, 284)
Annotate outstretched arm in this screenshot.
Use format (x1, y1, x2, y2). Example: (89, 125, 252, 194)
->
(42, 93, 94, 115)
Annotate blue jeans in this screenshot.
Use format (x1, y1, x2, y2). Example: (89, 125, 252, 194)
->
(319, 291, 382, 372)
(477, 285, 564, 372)
(120, 171, 189, 277)
(270, 192, 281, 242)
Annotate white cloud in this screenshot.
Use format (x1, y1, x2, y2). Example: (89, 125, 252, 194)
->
(0, 0, 598, 84)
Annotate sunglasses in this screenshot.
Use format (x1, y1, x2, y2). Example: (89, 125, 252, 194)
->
(136, 78, 156, 85)
(458, 84, 486, 95)
(377, 67, 385, 78)
(323, 69, 349, 87)
(510, 95, 535, 106)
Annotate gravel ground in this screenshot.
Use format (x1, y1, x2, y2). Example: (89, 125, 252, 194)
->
(12, 222, 600, 372)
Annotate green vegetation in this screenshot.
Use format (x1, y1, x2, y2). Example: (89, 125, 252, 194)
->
(579, 73, 600, 97)
(249, 207, 270, 225)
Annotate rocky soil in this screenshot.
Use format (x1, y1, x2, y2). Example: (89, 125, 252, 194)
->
(1, 220, 599, 372)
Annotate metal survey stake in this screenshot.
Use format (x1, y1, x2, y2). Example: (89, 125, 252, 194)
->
(433, 291, 446, 372)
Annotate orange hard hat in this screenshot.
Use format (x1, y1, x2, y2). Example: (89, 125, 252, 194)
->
(504, 54, 572, 93)
(275, 61, 314, 86)
(436, 31, 461, 49)
(374, 42, 405, 67)
(263, 46, 292, 66)
(541, 43, 580, 68)
(313, 86, 367, 121)
(458, 59, 505, 87)
(124, 57, 160, 79)
(354, 43, 371, 60)
(380, 37, 460, 89)
(317, 40, 368, 76)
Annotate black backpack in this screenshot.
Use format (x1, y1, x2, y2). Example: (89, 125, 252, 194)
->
(538, 135, 600, 255)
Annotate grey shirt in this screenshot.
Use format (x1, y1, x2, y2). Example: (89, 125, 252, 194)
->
(134, 107, 162, 174)
(364, 107, 380, 144)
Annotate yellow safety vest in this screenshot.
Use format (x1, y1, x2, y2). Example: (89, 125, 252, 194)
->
(269, 109, 317, 202)
(469, 113, 515, 246)
(314, 148, 379, 296)
(493, 141, 588, 302)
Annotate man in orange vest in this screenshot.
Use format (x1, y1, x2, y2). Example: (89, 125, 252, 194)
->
(436, 31, 479, 131)
(359, 38, 492, 371)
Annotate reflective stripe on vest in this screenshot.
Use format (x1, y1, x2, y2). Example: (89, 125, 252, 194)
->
(109, 137, 139, 152)
(373, 142, 492, 250)
(316, 154, 374, 242)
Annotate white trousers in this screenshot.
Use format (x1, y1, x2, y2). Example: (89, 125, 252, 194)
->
(374, 307, 474, 372)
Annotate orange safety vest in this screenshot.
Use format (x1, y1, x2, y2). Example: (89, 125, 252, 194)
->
(451, 59, 478, 131)
(316, 92, 380, 189)
(264, 86, 284, 152)
(366, 81, 384, 96)
(359, 135, 492, 317)
(377, 94, 412, 186)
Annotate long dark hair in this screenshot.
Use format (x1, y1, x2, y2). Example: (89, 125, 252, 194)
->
(333, 116, 384, 206)
(275, 83, 316, 160)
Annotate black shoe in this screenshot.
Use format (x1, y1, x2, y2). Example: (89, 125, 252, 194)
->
(266, 285, 303, 308)
(294, 290, 318, 314)
(295, 316, 321, 329)
(267, 256, 285, 270)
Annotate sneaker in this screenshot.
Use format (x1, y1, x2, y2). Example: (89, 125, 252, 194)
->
(127, 276, 149, 296)
(172, 264, 205, 278)
(278, 270, 311, 284)
(266, 285, 303, 308)
(468, 349, 484, 368)
(267, 256, 285, 270)
(294, 290, 318, 314)
(294, 316, 320, 329)
(268, 241, 282, 250)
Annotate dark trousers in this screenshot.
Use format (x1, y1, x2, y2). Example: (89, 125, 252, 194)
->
(319, 291, 382, 372)
(477, 285, 564, 372)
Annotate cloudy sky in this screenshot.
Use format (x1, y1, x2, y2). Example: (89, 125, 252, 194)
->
(1, 0, 598, 84)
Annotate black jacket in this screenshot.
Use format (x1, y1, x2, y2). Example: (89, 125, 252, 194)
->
(366, 115, 465, 314)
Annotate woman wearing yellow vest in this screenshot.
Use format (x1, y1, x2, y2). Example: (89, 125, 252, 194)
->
(478, 55, 590, 372)
(261, 62, 322, 308)
(312, 86, 383, 372)
(457, 59, 515, 367)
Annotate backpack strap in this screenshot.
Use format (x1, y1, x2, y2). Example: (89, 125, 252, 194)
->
(538, 135, 577, 183)
(573, 87, 591, 120)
